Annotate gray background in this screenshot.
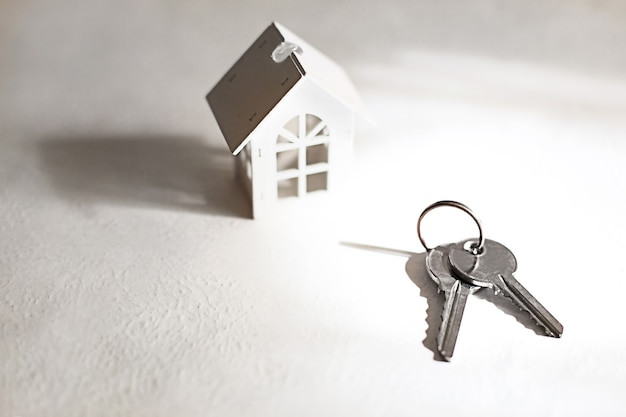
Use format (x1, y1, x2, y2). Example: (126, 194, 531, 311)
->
(1, 1, 625, 416)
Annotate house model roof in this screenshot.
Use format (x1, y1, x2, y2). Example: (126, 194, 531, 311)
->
(207, 22, 367, 155)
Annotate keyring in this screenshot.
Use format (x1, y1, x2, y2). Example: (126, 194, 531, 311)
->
(417, 200, 484, 254)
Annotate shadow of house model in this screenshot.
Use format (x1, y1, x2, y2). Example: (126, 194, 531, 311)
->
(207, 22, 367, 219)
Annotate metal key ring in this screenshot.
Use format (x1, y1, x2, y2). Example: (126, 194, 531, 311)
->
(417, 200, 485, 254)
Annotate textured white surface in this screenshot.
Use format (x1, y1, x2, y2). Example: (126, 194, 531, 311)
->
(1, 1, 626, 416)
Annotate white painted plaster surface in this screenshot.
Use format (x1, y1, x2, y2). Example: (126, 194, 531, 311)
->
(1, 1, 626, 416)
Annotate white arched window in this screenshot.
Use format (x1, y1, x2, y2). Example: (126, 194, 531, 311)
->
(275, 114, 330, 198)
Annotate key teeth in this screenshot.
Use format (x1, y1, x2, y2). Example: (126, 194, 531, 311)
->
(499, 292, 561, 338)
(494, 274, 563, 338)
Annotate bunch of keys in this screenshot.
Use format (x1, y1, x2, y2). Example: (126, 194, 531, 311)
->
(418, 201, 563, 361)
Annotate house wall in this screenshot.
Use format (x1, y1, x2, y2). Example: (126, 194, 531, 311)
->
(235, 144, 253, 204)
(246, 79, 355, 218)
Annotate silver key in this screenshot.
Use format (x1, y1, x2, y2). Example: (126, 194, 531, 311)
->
(426, 244, 479, 360)
(448, 238, 563, 338)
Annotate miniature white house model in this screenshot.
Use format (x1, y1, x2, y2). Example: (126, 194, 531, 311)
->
(207, 22, 366, 218)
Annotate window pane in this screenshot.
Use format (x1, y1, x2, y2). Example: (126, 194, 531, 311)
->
(306, 172, 327, 193)
(305, 114, 328, 137)
(306, 143, 328, 165)
(277, 148, 298, 171)
(283, 116, 299, 138)
(277, 177, 298, 198)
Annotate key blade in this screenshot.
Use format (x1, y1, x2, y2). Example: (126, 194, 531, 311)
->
(496, 273, 564, 338)
(426, 245, 475, 360)
(438, 280, 473, 360)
